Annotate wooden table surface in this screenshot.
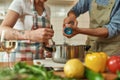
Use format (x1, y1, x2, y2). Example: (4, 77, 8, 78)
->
(54, 71, 117, 80)
(0, 61, 117, 80)
(0, 61, 33, 68)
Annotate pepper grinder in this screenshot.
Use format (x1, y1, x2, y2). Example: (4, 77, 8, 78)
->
(64, 21, 74, 35)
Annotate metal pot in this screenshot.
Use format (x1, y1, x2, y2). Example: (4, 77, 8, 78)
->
(52, 44, 91, 63)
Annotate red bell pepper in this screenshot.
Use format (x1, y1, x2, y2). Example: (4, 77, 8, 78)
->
(107, 56, 120, 74)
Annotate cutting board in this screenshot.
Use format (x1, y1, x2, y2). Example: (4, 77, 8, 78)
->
(33, 58, 65, 67)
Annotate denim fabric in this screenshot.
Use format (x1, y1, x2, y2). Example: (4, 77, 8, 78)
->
(70, 0, 120, 38)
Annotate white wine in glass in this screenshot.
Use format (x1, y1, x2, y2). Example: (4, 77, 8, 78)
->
(2, 40, 17, 68)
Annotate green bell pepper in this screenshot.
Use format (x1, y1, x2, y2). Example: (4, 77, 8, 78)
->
(85, 67, 104, 80)
(115, 71, 120, 80)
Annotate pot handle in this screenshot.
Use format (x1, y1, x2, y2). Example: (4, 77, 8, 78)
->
(84, 45, 91, 51)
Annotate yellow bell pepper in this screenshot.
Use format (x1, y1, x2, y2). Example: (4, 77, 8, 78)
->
(85, 52, 108, 73)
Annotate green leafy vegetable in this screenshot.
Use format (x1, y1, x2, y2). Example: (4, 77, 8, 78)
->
(0, 62, 76, 80)
(85, 67, 104, 80)
(115, 71, 120, 80)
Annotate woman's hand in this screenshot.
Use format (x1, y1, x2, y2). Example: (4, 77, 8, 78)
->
(29, 27, 54, 43)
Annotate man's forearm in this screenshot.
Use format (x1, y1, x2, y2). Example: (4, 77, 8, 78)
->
(0, 26, 30, 40)
(76, 27, 109, 38)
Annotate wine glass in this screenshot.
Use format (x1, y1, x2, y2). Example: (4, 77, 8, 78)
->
(2, 40, 18, 69)
(0, 30, 18, 69)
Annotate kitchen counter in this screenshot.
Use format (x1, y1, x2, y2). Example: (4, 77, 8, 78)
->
(33, 58, 118, 80)
(54, 71, 117, 80)
(0, 58, 118, 80)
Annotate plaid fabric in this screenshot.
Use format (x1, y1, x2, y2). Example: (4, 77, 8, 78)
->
(0, 51, 33, 62)
(15, 52, 33, 61)
(0, 16, 52, 62)
(15, 16, 51, 61)
(37, 16, 50, 27)
(0, 41, 42, 62)
(16, 41, 37, 53)
(0, 52, 16, 62)
(15, 41, 45, 61)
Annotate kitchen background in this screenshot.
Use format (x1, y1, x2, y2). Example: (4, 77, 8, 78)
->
(0, 0, 89, 45)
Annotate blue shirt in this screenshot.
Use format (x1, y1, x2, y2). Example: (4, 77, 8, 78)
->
(70, 0, 120, 38)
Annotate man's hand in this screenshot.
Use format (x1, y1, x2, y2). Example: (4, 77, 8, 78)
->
(63, 15, 79, 38)
(29, 27, 54, 43)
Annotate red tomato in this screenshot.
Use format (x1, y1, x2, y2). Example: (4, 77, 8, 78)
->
(107, 56, 120, 74)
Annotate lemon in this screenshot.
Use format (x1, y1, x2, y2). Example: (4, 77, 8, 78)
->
(64, 58, 84, 78)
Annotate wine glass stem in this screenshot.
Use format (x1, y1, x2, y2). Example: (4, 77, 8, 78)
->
(7, 53, 11, 69)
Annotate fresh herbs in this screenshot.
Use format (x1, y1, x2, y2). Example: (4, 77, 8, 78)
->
(0, 62, 75, 80)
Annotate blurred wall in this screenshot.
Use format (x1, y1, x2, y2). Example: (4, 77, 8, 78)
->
(47, 1, 90, 45)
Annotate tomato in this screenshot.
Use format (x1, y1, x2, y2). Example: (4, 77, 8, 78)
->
(107, 56, 120, 74)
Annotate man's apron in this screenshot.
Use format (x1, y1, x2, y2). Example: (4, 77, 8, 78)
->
(86, 0, 120, 56)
